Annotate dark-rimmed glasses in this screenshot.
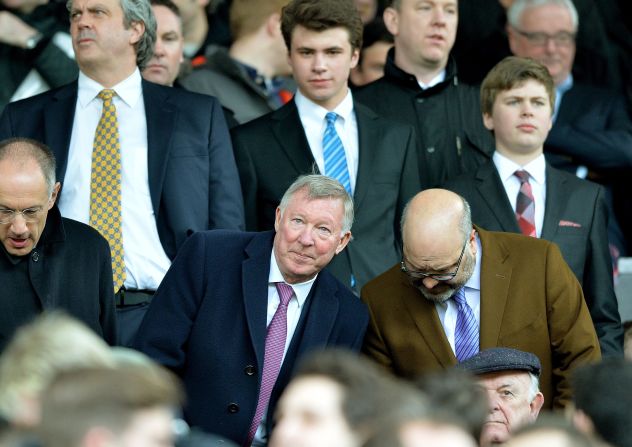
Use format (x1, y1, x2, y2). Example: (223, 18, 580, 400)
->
(401, 238, 468, 283)
(512, 27, 576, 47)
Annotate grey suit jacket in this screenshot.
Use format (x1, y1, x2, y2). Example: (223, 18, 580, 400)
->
(444, 161, 623, 356)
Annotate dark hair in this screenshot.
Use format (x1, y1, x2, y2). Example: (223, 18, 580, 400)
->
(150, 0, 180, 18)
(0, 138, 57, 195)
(281, 0, 363, 51)
(480, 56, 555, 116)
(572, 358, 632, 447)
(358, 18, 393, 65)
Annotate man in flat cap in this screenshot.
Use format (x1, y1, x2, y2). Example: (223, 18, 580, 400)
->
(459, 347, 545, 446)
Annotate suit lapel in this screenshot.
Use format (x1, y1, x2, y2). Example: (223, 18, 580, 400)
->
(143, 81, 177, 216)
(541, 164, 566, 240)
(352, 102, 378, 208)
(47, 83, 78, 181)
(475, 163, 521, 233)
(400, 277, 455, 366)
(477, 227, 512, 348)
(293, 275, 339, 359)
(271, 101, 317, 175)
(242, 232, 275, 369)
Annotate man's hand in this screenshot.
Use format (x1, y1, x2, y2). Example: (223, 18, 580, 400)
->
(0, 11, 39, 48)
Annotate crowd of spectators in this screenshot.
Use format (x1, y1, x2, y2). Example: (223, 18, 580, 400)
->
(1, 0, 631, 446)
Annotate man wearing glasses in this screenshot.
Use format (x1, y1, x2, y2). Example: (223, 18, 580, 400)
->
(361, 187, 601, 410)
(0, 137, 116, 352)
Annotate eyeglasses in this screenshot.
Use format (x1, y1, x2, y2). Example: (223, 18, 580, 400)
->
(0, 206, 45, 224)
(401, 238, 468, 283)
(513, 27, 576, 47)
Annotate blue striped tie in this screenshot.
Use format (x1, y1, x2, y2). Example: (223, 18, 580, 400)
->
(323, 112, 351, 194)
(453, 287, 479, 362)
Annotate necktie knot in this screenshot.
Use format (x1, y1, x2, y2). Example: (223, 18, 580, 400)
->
(275, 282, 294, 307)
(325, 112, 338, 126)
(514, 170, 530, 184)
(98, 89, 115, 102)
(452, 287, 466, 306)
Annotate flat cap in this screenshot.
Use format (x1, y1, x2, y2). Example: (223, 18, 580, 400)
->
(456, 348, 541, 377)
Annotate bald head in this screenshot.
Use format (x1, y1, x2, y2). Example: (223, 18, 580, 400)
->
(402, 189, 472, 260)
(0, 138, 57, 195)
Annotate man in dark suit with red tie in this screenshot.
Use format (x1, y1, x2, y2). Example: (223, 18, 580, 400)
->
(444, 56, 622, 356)
(135, 175, 368, 446)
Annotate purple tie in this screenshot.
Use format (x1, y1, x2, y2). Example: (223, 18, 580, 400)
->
(453, 287, 479, 362)
(245, 282, 294, 445)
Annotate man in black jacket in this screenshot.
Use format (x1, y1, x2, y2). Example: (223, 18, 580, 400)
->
(354, 0, 494, 190)
(0, 137, 116, 351)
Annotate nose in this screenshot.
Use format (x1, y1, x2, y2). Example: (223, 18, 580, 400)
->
(153, 37, 165, 56)
(431, 6, 447, 25)
(297, 227, 315, 246)
(422, 277, 440, 289)
(10, 214, 28, 234)
(312, 52, 326, 73)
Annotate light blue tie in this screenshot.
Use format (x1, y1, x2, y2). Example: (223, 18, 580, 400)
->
(323, 112, 351, 194)
(453, 287, 479, 362)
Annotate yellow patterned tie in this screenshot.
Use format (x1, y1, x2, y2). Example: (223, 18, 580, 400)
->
(90, 89, 126, 292)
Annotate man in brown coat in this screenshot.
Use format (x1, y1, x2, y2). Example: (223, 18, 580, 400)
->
(361, 188, 601, 409)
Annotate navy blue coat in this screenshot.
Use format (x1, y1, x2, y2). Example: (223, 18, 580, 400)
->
(134, 230, 368, 444)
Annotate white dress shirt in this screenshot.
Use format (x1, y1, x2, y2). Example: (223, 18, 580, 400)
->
(294, 89, 359, 193)
(252, 251, 316, 446)
(417, 69, 446, 90)
(493, 151, 547, 238)
(59, 69, 171, 291)
(435, 235, 482, 355)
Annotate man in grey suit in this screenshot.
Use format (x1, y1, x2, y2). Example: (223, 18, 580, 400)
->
(232, 0, 420, 293)
(445, 56, 622, 356)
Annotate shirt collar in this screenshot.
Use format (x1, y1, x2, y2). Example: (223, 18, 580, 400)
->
(493, 151, 546, 186)
(464, 233, 482, 292)
(418, 69, 446, 90)
(294, 89, 354, 126)
(77, 68, 143, 109)
(268, 250, 315, 308)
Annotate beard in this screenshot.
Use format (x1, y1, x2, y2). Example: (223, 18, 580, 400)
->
(416, 249, 476, 304)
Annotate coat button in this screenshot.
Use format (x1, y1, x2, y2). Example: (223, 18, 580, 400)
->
(426, 146, 435, 153)
(31, 251, 39, 262)
(244, 365, 256, 376)
(416, 97, 425, 103)
(227, 403, 240, 413)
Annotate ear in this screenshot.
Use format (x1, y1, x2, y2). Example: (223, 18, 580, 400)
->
(349, 47, 360, 69)
(483, 112, 495, 131)
(128, 20, 145, 45)
(48, 182, 61, 209)
(529, 392, 545, 420)
(334, 231, 352, 255)
(274, 206, 282, 233)
(507, 24, 519, 55)
(383, 7, 399, 36)
(266, 12, 282, 37)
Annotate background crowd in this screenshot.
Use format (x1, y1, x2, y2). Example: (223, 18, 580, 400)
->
(0, 0, 631, 446)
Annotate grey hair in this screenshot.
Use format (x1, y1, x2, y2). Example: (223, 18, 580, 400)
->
(67, 0, 157, 69)
(278, 175, 354, 234)
(527, 372, 541, 402)
(0, 138, 57, 195)
(507, 0, 578, 31)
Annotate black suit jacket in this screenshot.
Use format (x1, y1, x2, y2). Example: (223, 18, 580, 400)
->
(0, 206, 116, 350)
(445, 161, 623, 356)
(0, 80, 244, 260)
(134, 230, 369, 444)
(231, 99, 420, 291)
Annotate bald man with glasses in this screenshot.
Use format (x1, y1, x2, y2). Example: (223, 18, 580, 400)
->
(361, 188, 600, 410)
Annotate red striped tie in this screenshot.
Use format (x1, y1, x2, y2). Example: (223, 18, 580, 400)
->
(514, 170, 536, 237)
